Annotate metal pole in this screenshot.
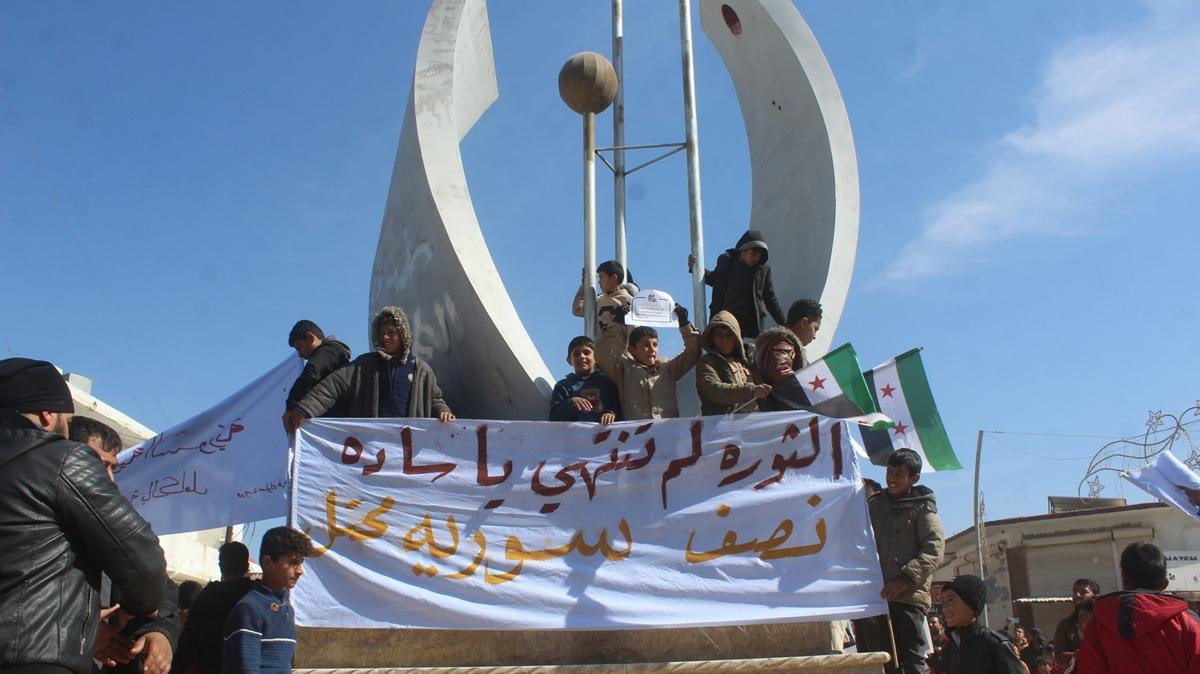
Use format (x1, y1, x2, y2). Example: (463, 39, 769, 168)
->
(224, 525, 234, 545)
(973, 429, 989, 628)
(612, 0, 628, 282)
(678, 0, 707, 328)
(584, 112, 598, 339)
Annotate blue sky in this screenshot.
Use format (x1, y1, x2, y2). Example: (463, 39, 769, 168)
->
(3, 1, 1199, 538)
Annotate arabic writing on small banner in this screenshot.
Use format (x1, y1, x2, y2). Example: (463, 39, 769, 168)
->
(115, 356, 302, 535)
(291, 412, 887, 630)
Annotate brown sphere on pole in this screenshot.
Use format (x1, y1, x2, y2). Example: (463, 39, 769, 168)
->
(558, 52, 619, 115)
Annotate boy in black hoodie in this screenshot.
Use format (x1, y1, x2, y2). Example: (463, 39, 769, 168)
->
(689, 229, 786, 339)
(284, 319, 352, 417)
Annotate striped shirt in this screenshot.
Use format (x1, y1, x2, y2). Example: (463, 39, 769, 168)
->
(222, 583, 296, 674)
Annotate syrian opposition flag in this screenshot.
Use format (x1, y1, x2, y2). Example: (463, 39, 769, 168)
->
(859, 348, 961, 471)
(773, 344, 890, 428)
(1122, 451, 1200, 523)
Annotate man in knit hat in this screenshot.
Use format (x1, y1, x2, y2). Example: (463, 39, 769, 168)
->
(929, 575, 1025, 674)
(0, 358, 168, 674)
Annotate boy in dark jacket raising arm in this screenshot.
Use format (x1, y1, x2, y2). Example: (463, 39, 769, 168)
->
(853, 449, 945, 674)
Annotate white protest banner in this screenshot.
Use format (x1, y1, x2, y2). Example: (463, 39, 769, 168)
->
(115, 355, 302, 535)
(626, 289, 678, 328)
(291, 412, 887, 630)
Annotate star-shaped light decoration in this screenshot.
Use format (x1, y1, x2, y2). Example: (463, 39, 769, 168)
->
(1186, 450, 1200, 472)
(1147, 410, 1164, 432)
(1087, 476, 1105, 498)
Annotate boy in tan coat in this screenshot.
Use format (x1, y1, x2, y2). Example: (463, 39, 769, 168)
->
(696, 311, 771, 415)
(595, 303, 701, 420)
(573, 260, 635, 332)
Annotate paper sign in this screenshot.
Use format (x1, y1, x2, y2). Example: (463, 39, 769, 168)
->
(626, 289, 678, 328)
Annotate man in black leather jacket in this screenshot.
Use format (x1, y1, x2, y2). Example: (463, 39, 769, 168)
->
(69, 416, 180, 674)
(0, 358, 168, 674)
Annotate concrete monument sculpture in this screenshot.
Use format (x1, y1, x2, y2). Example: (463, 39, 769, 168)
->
(369, 0, 858, 403)
(699, 0, 859, 360)
(368, 0, 553, 421)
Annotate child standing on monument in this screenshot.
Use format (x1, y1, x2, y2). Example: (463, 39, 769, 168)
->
(594, 303, 701, 420)
(852, 449, 945, 674)
(689, 229, 786, 340)
(573, 260, 635, 332)
(549, 335, 620, 424)
(695, 311, 771, 415)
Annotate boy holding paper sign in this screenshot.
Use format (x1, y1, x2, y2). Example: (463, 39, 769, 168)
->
(595, 303, 700, 420)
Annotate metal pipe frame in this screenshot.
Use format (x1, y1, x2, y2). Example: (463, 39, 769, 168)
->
(678, 0, 707, 328)
(973, 429, 989, 628)
(583, 112, 598, 339)
(612, 0, 628, 283)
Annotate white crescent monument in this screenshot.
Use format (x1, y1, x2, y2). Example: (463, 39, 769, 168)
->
(369, 0, 858, 421)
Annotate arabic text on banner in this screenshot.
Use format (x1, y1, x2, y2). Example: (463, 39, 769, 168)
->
(115, 356, 302, 535)
(290, 412, 887, 629)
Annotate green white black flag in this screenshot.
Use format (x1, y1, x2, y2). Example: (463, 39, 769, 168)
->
(860, 348, 961, 471)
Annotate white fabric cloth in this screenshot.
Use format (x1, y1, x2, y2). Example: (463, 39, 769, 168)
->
(291, 411, 887, 629)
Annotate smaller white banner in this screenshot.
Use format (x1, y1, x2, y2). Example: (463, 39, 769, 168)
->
(626, 289, 678, 328)
(291, 412, 887, 630)
(1122, 451, 1200, 524)
(114, 356, 302, 535)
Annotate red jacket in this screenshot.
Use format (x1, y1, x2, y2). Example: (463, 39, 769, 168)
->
(1076, 591, 1200, 673)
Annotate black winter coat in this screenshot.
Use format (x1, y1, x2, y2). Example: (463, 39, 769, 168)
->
(0, 418, 167, 674)
(285, 338, 351, 412)
(930, 623, 1026, 674)
(703, 251, 786, 338)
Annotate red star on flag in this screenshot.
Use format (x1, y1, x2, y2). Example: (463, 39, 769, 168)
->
(881, 384, 896, 398)
(893, 422, 909, 436)
(809, 376, 826, 390)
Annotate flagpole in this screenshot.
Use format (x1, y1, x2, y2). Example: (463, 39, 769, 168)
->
(973, 429, 989, 628)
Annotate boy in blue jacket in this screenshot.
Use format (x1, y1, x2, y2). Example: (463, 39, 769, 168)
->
(549, 336, 620, 425)
(223, 528, 312, 674)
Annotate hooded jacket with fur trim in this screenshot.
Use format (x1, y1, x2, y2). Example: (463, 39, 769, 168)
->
(294, 307, 451, 420)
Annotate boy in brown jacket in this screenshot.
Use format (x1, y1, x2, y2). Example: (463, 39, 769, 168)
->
(595, 303, 701, 420)
(854, 448, 945, 674)
(696, 311, 771, 415)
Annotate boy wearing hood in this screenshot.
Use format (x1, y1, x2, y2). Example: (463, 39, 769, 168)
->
(1075, 541, 1200, 673)
(595, 303, 701, 420)
(752, 327, 809, 412)
(853, 449, 945, 674)
(283, 306, 453, 433)
(689, 229, 786, 340)
(696, 311, 771, 415)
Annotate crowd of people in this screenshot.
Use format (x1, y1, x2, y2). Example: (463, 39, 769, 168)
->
(3, 228, 1200, 674)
